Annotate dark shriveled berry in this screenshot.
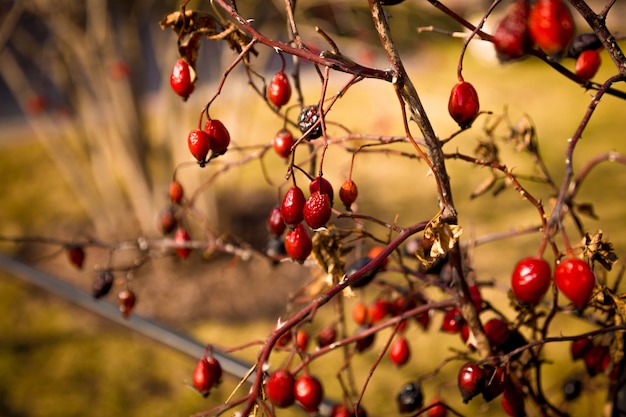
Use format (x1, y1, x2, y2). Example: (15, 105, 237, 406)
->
(298, 105, 323, 139)
(346, 256, 376, 288)
(396, 382, 424, 413)
(567, 33, 602, 58)
(92, 270, 114, 299)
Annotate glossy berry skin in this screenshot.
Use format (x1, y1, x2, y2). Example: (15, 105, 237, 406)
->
(554, 258, 595, 307)
(267, 71, 291, 107)
(570, 338, 593, 361)
(193, 358, 214, 397)
(396, 382, 424, 413)
(511, 257, 552, 304)
(188, 129, 212, 167)
(266, 369, 296, 408)
(339, 180, 358, 210)
(92, 270, 114, 299)
(118, 289, 136, 319)
(484, 318, 512, 349)
(294, 374, 324, 412)
(427, 397, 447, 417)
(528, 0, 575, 55)
(493, 0, 531, 61)
(390, 336, 411, 366)
(501, 386, 526, 417)
(441, 307, 464, 334)
(457, 362, 486, 403)
(280, 186, 306, 227)
(267, 206, 286, 237)
(448, 81, 480, 128)
(170, 58, 194, 100)
(206, 356, 222, 387)
(298, 105, 323, 139)
(284, 223, 312, 262)
(169, 180, 184, 204)
(174, 227, 192, 259)
(303, 191, 332, 229)
(273, 128, 295, 159)
(66, 245, 85, 269)
(204, 119, 231, 155)
(309, 177, 334, 206)
(575, 49, 601, 81)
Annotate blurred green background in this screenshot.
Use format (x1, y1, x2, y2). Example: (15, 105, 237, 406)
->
(1, 0, 625, 416)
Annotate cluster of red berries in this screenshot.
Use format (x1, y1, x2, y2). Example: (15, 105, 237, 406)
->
(265, 370, 324, 412)
(192, 349, 223, 397)
(570, 337, 620, 380)
(492, 0, 602, 80)
(187, 119, 231, 167)
(265, 176, 359, 263)
(510, 256, 596, 307)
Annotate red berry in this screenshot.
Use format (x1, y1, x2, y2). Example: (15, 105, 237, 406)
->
(309, 176, 335, 206)
(554, 258, 595, 307)
(575, 49, 601, 81)
(528, 0, 575, 56)
(193, 358, 214, 397)
(427, 397, 447, 417)
(92, 270, 114, 299)
(484, 318, 512, 349)
(169, 180, 184, 204)
(204, 119, 231, 155)
(118, 289, 136, 319)
(170, 58, 195, 100)
(273, 128, 295, 159)
(267, 71, 292, 107)
(188, 129, 211, 167)
(570, 338, 593, 361)
(389, 336, 411, 366)
(303, 191, 332, 229)
(284, 223, 312, 262)
(441, 307, 464, 334)
(352, 302, 370, 325)
(493, 0, 531, 61)
(266, 369, 296, 408)
(174, 227, 192, 259)
(206, 356, 222, 387)
(367, 245, 389, 268)
(317, 325, 337, 348)
(448, 81, 480, 128)
(296, 329, 309, 352)
(66, 245, 85, 269)
(339, 179, 358, 210)
(368, 299, 391, 324)
(501, 386, 526, 417)
(267, 206, 286, 237)
(469, 284, 483, 313)
(25, 95, 48, 115)
(511, 257, 552, 304)
(583, 344, 609, 376)
(281, 185, 306, 227)
(457, 362, 486, 403)
(294, 374, 324, 412)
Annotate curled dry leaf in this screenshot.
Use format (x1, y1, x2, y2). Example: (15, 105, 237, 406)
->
(582, 230, 618, 271)
(415, 212, 463, 270)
